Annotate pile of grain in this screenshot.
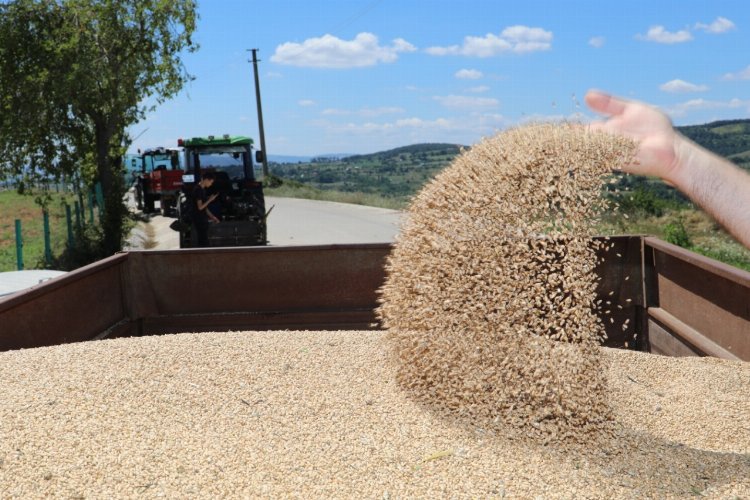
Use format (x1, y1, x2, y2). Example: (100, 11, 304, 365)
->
(0, 331, 747, 498)
(378, 123, 637, 440)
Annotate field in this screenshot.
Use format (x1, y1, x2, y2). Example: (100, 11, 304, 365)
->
(0, 190, 76, 272)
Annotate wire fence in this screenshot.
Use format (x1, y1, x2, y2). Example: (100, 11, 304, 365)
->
(7, 182, 104, 271)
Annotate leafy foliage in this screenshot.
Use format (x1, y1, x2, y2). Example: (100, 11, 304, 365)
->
(0, 0, 197, 257)
(663, 218, 691, 248)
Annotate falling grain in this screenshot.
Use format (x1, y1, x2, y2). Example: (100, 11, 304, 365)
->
(378, 123, 637, 441)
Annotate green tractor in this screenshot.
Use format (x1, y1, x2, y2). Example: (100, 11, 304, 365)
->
(175, 135, 267, 248)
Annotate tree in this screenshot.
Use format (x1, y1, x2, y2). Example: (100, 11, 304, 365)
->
(0, 0, 197, 256)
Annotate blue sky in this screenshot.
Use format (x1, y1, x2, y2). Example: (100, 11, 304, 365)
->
(129, 0, 750, 157)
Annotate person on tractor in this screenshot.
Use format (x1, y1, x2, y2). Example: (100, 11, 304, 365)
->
(191, 172, 220, 247)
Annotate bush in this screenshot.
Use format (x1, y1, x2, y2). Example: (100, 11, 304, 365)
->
(263, 174, 284, 189)
(663, 218, 691, 248)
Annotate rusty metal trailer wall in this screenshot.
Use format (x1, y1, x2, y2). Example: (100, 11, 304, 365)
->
(644, 237, 749, 361)
(0, 238, 747, 360)
(124, 244, 391, 335)
(0, 245, 391, 351)
(0, 253, 130, 351)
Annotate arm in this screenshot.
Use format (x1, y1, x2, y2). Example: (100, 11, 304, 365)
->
(206, 207, 220, 223)
(196, 192, 218, 212)
(585, 90, 750, 249)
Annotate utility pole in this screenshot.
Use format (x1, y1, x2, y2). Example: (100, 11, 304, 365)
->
(249, 49, 269, 178)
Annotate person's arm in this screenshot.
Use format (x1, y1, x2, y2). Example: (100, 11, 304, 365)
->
(196, 192, 218, 212)
(206, 207, 220, 223)
(585, 90, 750, 249)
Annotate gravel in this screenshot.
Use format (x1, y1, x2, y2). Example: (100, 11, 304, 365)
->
(1, 330, 747, 498)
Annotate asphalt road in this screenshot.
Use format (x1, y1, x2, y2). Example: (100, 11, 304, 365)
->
(128, 196, 402, 250)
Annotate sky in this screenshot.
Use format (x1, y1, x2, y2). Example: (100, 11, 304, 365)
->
(129, 0, 750, 157)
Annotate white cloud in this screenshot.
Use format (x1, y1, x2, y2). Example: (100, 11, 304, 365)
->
(318, 112, 507, 136)
(322, 108, 349, 116)
(433, 95, 499, 109)
(426, 25, 552, 57)
(588, 36, 605, 48)
(455, 68, 483, 80)
(636, 25, 693, 44)
(298, 99, 316, 107)
(659, 79, 708, 93)
(695, 17, 735, 34)
(322, 106, 404, 117)
(722, 65, 750, 81)
(468, 85, 490, 93)
(359, 107, 405, 117)
(664, 97, 750, 117)
(271, 33, 416, 68)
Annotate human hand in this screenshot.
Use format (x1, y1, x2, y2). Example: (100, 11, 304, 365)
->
(585, 90, 682, 183)
(209, 193, 218, 202)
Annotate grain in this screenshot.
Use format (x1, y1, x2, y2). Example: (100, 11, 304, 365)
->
(0, 331, 747, 498)
(378, 123, 637, 440)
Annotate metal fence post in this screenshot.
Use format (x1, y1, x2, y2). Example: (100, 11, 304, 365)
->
(14, 219, 23, 270)
(65, 203, 73, 247)
(74, 200, 82, 231)
(43, 210, 52, 266)
(95, 182, 104, 219)
(88, 191, 95, 224)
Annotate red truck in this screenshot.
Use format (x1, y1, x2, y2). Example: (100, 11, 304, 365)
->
(137, 147, 184, 216)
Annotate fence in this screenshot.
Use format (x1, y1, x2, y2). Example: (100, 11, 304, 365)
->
(10, 182, 104, 271)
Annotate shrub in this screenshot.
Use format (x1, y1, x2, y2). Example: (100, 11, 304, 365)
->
(663, 218, 691, 248)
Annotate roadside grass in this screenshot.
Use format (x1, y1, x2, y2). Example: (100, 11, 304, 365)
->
(598, 207, 750, 271)
(268, 177, 750, 272)
(0, 190, 75, 272)
(265, 179, 408, 210)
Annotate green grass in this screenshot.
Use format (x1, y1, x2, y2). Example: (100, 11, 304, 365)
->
(0, 189, 77, 271)
(598, 207, 750, 271)
(265, 179, 407, 210)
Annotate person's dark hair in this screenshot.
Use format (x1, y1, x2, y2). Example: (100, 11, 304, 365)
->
(202, 172, 216, 181)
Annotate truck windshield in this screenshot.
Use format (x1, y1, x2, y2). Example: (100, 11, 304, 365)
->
(144, 154, 179, 171)
(189, 146, 250, 178)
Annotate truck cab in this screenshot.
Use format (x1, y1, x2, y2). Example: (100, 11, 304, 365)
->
(176, 135, 267, 248)
(139, 147, 183, 216)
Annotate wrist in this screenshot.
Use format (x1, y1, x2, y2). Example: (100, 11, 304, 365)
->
(667, 132, 712, 193)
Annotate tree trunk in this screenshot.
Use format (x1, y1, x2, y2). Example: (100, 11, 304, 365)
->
(95, 121, 126, 256)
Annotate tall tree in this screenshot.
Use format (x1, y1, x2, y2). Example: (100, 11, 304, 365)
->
(0, 0, 197, 255)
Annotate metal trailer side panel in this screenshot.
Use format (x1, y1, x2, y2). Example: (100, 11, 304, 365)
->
(0, 254, 129, 351)
(125, 244, 391, 335)
(644, 237, 750, 361)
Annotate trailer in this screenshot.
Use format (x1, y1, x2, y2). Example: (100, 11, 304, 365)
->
(0, 236, 747, 360)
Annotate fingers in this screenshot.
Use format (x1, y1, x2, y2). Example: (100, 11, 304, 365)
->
(584, 90, 628, 117)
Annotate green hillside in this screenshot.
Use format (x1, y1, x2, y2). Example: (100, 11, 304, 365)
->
(679, 119, 750, 166)
(270, 120, 750, 204)
(270, 143, 463, 203)
(267, 119, 750, 269)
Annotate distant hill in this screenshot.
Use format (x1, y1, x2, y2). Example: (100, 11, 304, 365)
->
(268, 154, 313, 164)
(270, 143, 466, 200)
(677, 119, 750, 166)
(269, 120, 750, 201)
